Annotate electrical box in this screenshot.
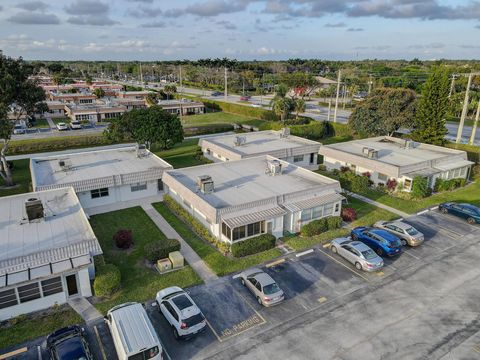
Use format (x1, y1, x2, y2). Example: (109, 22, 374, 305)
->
(157, 258, 172, 273)
(169, 251, 184, 269)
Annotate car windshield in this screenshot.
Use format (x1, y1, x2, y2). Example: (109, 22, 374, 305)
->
(184, 312, 205, 327)
(14, 125, 22, 129)
(263, 283, 281, 295)
(361, 249, 377, 260)
(405, 227, 418, 236)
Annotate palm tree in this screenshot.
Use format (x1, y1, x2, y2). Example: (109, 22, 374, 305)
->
(294, 99, 306, 120)
(271, 97, 293, 123)
(164, 84, 177, 100)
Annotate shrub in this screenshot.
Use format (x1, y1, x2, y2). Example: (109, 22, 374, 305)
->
(326, 216, 342, 230)
(94, 264, 121, 297)
(284, 117, 311, 125)
(472, 164, 480, 180)
(318, 164, 327, 171)
(339, 171, 370, 193)
(144, 239, 181, 263)
(231, 234, 276, 257)
(301, 216, 342, 237)
(362, 171, 371, 178)
(114, 229, 133, 249)
(411, 176, 429, 198)
(341, 207, 357, 222)
(434, 178, 467, 192)
(386, 178, 397, 191)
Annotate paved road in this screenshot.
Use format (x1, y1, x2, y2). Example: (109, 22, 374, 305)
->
(446, 122, 480, 145)
(11, 124, 107, 140)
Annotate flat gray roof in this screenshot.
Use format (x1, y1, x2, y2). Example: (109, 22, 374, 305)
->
(31, 147, 172, 188)
(323, 136, 464, 167)
(0, 188, 100, 277)
(201, 130, 320, 157)
(166, 155, 340, 209)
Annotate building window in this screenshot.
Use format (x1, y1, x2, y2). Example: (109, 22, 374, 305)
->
(312, 206, 323, 219)
(18, 283, 41, 303)
(293, 155, 304, 163)
(378, 173, 388, 182)
(460, 167, 467, 177)
(310, 153, 315, 164)
(0, 289, 18, 309)
(104, 112, 121, 119)
(158, 179, 164, 191)
(91, 188, 109, 199)
(335, 203, 340, 213)
(41, 277, 63, 297)
(131, 182, 147, 192)
(301, 209, 312, 222)
(404, 179, 412, 189)
(324, 203, 334, 216)
(453, 168, 461, 178)
(232, 221, 265, 241)
(222, 222, 231, 239)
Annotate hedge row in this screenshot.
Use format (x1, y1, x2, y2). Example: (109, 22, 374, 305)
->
(338, 170, 370, 193)
(94, 264, 121, 297)
(183, 124, 234, 136)
(163, 195, 230, 254)
(144, 239, 181, 263)
(434, 177, 466, 192)
(260, 121, 332, 140)
(231, 234, 276, 257)
(301, 216, 342, 237)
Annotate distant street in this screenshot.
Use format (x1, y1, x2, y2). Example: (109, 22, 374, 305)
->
(445, 122, 480, 145)
(11, 124, 107, 140)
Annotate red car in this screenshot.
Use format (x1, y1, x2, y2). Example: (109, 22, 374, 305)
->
(240, 95, 251, 101)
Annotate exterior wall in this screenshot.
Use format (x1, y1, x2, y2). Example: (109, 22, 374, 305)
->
(284, 153, 318, 170)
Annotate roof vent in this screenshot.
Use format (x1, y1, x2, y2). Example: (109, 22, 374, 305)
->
(233, 136, 246, 147)
(362, 147, 378, 159)
(25, 198, 44, 222)
(197, 175, 214, 194)
(404, 139, 415, 149)
(136, 144, 147, 157)
(58, 159, 72, 171)
(266, 160, 283, 176)
(280, 127, 290, 138)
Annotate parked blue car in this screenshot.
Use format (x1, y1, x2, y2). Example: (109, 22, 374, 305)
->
(439, 202, 480, 225)
(351, 227, 402, 257)
(47, 325, 93, 360)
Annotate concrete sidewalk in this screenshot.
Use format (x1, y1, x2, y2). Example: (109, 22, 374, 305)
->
(68, 297, 103, 324)
(348, 192, 410, 219)
(142, 204, 218, 283)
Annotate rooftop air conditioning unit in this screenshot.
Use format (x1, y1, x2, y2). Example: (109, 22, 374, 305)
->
(280, 127, 290, 138)
(25, 198, 44, 221)
(136, 143, 147, 157)
(368, 150, 378, 159)
(233, 136, 246, 147)
(362, 147, 371, 157)
(197, 175, 214, 194)
(267, 160, 283, 176)
(404, 139, 415, 149)
(58, 159, 72, 171)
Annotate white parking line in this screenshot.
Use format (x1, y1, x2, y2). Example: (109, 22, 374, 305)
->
(402, 250, 421, 260)
(385, 262, 398, 271)
(296, 249, 314, 257)
(317, 248, 371, 282)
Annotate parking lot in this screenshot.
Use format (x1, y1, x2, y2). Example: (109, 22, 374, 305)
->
(2, 209, 480, 360)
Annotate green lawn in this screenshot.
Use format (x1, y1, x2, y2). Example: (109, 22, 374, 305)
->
(153, 202, 282, 276)
(153, 139, 211, 168)
(52, 117, 71, 124)
(0, 308, 82, 349)
(0, 159, 32, 197)
(89, 207, 203, 314)
(285, 197, 399, 251)
(181, 112, 267, 128)
(32, 118, 50, 128)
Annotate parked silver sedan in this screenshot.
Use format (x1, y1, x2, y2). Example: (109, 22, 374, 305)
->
(240, 268, 284, 306)
(374, 220, 424, 247)
(330, 237, 384, 272)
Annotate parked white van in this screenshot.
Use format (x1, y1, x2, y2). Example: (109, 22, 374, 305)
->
(105, 302, 164, 360)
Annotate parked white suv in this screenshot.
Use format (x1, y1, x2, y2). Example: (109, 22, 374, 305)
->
(155, 286, 206, 339)
(70, 120, 82, 130)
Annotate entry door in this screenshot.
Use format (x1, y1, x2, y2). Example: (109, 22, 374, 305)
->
(66, 274, 79, 297)
(267, 222, 273, 234)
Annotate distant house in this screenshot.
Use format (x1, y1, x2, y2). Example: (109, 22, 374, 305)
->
(64, 103, 127, 122)
(49, 93, 97, 105)
(157, 99, 205, 115)
(319, 136, 474, 191)
(163, 155, 343, 242)
(30, 147, 173, 211)
(0, 188, 102, 321)
(199, 129, 321, 170)
(117, 91, 153, 100)
(113, 98, 147, 110)
(44, 101, 66, 118)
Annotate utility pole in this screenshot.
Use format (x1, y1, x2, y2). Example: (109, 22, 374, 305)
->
(333, 70, 341, 123)
(342, 84, 347, 110)
(327, 99, 332, 121)
(179, 65, 183, 96)
(456, 73, 473, 144)
(368, 75, 373, 94)
(139, 63, 143, 84)
(224, 66, 228, 102)
(448, 74, 456, 98)
(469, 102, 480, 145)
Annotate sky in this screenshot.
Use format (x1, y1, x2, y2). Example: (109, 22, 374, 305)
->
(0, 0, 480, 61)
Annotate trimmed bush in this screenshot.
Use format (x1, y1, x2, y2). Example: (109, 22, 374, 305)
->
(94, 264, 121, 297)
(327, 216, 342, 229)
(231, 234, 276, 257)
(434, 178, 467, 192)
(114, 229, 133, 249)
(144, 239, 181, 263)
(301, 216, 342, 237)
(339, 170, 370, 193)
(341, 207, 357, 222)
(411, 176, 430, 198)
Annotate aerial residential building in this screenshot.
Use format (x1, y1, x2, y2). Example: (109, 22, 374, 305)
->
(199, 129, 321, 170)
(0, 187, 102, 321)
(163, 155, 343, 242)
(113, 98, 147, 110)
(157, 99, 205, 115)
(116, 91, 153, 100)
(30, 147, 173, 211)
(319, 136, 474, 191)
(49, 93, 97, 104)
(44, 101, 66, 118)
(64, 103, 127, 122)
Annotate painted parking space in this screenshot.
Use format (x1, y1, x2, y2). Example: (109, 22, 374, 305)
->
(417, 211, 477, 237)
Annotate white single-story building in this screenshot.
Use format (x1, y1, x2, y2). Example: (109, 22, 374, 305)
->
(30, 147, 173, 211)
(199, 129, 322, 170)
(157, 99, 205, 115)
(162, 155, 343, 243)
(0, 188, 102, 321)
(319, 136, 474, 191)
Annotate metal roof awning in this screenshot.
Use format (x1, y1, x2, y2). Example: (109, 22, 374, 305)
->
(222, 206, 287, 229)
(434, 159, 474, 171)
(284, 193, 345, 212)
(404, 167, 441, 177)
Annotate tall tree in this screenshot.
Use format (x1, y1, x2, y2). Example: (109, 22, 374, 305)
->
(411, 66, 450, 145)
(0, 54, 47, 186)
(294, 98, 306, 120)
(163, 84, 177, 100)
(93, 88, 105, 98)
(105, 106, 183, 150)
(349, 88, 416, 137)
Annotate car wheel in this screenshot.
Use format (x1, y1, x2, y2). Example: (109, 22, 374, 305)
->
(401, 239, 407, 246)
(376, 248, 383, 256)
(355, 262, 362, 271)
(257, 297, 263, 305)
(467, 217, 475, 225)
(173, 327, 180, 340)
(331, 246, 337, 254)
(241, 278, 245, 286)
(441, 207, 448, 214)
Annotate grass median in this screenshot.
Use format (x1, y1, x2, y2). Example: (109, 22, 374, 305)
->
(0, 159, 32, 198)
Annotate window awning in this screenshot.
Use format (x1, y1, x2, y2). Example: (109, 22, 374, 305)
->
(434, 159, 474, 171)
(222, 206, 287, 229)
(284, 193, 345, 212)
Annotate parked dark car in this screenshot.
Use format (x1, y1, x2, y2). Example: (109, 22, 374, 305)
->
(351, 227, 402, 257)
(47, 325, 93, 360)
(211, 91, 224, 96)
(439, 202, 480, 224)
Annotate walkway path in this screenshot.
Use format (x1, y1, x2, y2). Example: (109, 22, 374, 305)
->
(348, 192, 411, 219)
(46, 117, 56, 130)
(142, 204, 218, 283)
(68, 297, 103, 324)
